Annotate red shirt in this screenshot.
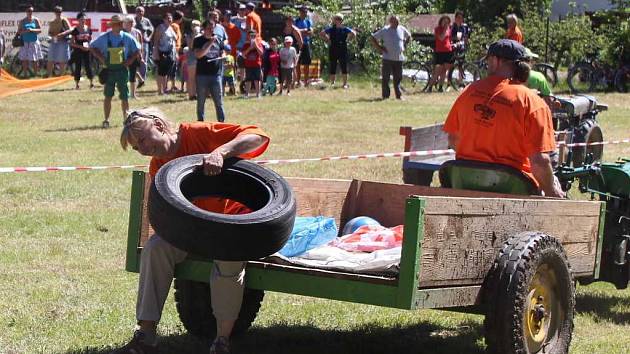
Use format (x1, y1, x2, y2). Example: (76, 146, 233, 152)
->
(242, 40, 263, 68)
(434, 26, 452, 53)
(268, 51, 280, 77)
(150, 122, 270, 213)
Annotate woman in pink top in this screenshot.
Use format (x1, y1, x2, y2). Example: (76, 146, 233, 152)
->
(427, 15, 453, 92)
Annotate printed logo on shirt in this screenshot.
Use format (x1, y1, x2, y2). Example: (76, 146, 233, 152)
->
(205, 43, 221, 60)
(473, 103, 496, 126)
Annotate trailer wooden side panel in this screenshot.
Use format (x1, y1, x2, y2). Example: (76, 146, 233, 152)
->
(418, 196, 602, 287)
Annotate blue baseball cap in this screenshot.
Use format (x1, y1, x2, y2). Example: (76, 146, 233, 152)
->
(486, 39, 526, 61)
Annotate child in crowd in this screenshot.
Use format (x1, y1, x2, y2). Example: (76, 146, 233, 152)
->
(223, 52, 236, 96)
(279, 36, 298, 96)
(263, 38, 280, 96)
(178, 48, 187, 92)
(242, 29, 264, 98)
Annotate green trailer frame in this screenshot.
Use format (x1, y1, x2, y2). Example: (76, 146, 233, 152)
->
(125, 170, 606, 312)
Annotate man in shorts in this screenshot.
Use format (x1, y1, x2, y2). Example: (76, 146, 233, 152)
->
(294, 5, 313, 86)
(90, 14, 140, 128)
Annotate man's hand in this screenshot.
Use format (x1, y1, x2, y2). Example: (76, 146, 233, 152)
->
(379, 45, 388, 54)
(201, 150, 224, 176)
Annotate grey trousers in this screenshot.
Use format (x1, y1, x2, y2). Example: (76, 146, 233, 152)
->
(136, 235, 246, 323)
(381, 59, 403, 99)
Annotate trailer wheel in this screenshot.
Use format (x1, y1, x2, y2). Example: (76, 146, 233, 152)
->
(484, 232, 575, 354)
(174, 278, 264, 339)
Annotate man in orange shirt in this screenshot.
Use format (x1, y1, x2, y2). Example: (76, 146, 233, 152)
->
(443, 39, 563, 197)
(506, 14, 523, 43)
(244, 2, 262, 38)
(115, 107, 270, 354)
(222, 10, 242, 57)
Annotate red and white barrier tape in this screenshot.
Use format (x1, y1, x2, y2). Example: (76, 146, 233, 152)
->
(1, 138, 628, 173)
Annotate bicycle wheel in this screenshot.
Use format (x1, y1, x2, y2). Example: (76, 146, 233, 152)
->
(533, 63, 558, 87)
(614, 66, 629, 93)
(448, 62, 479, 91)
(401, 61, 430, 94)
(567, 63, 595, 93)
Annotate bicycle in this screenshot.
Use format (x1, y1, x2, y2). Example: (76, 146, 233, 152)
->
(447, 44, 480, 91)
(401, 47, 433, 95)
(567, 53, 619, 93)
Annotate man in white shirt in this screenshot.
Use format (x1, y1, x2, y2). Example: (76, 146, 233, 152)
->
(370, 15, 411, 100)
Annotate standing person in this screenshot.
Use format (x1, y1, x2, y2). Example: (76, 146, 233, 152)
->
(47, 6, 71, 77)
(0, 30, 5, 77)
(443, 39, 563, 197)
(123, 15, 145, 99)
(115, 107, 270, 354)
(152, 13, 177, 95)
(320, 13, 355, 88)
(278, 36, 298, 96)
(169, 10, 184, 93)
(294, 6, 313, 87)
(194, 20, 228, 122)
(134, 6, 153, 86)
(369, 15, 411, 100)
(450, 10, 471, 86)
(241, 29, 263, 98)
(69, 12, 94, 89)
(16, 6, 42, 78)
(90, 15, 140, 128)
(185, 20, 202, 100)
(231, 5, 248, 83)
(262, 38, 280, 95)
(427, 15, 453, 92)
(209, 10, 228, 43)
(222, 10, 241, 58)
(282, 17, 303, 88)
(223, 52, 236, 96)
(506, 14, 523, 44)
(244, 2, 262, 38)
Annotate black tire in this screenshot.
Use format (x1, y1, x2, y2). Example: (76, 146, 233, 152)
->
(484, 232, 574, 354)
(401, 61, 431, 94)
(448, 62, 480, 91)
(148, 156, 296, 261)
(567, 63, 595, 93)
(614, 66, 629, 93)
(174, 278, 264, 339)
(571, 119, 603, 167)
(533, 63, 558, 87)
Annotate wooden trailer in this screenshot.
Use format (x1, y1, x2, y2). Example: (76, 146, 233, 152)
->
(126, 171, 605, 353)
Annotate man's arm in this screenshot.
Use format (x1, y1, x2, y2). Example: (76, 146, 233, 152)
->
(369, 35, 386, 54)
(195, 39, 213, 59)
(530, 152, 564, 197)
(201, 134, 268, 175)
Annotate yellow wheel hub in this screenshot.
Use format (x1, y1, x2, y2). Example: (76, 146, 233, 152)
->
(524, 264, 562, 353)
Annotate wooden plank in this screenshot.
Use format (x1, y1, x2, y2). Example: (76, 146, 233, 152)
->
(408, 124, 450, 163)
(417, 196, 603, 287)
(415, 286, 482, 308)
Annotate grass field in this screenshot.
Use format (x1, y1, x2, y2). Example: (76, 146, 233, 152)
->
(0, 78, 629, 354)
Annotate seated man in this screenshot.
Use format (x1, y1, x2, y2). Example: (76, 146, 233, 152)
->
(442, 39, 564, 198)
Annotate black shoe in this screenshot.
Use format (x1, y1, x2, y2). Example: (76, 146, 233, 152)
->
(137, 80, 145, 89)
(111, 331, 157, 354)
(437, 85, 443, 93)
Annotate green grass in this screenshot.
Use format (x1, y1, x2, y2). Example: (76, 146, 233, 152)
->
(0, 79, 629, 354)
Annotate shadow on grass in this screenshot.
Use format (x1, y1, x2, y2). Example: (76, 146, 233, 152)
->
(349, 97, 385, 103)
(44, 125, 105, 132)
(62, 321, 484, 354)
(575, 290, 630, 325)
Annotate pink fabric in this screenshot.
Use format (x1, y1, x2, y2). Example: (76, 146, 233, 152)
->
(332, 225, 404, 252)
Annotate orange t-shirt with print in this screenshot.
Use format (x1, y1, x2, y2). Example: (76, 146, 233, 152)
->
(149, 122, 270, 214)
(225, 22, 242, 56)
(506, 26, 523, 43)
(443, 75, 555, 186)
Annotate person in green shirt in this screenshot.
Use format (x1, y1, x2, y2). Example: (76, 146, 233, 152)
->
(523, 48, 552, 97)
